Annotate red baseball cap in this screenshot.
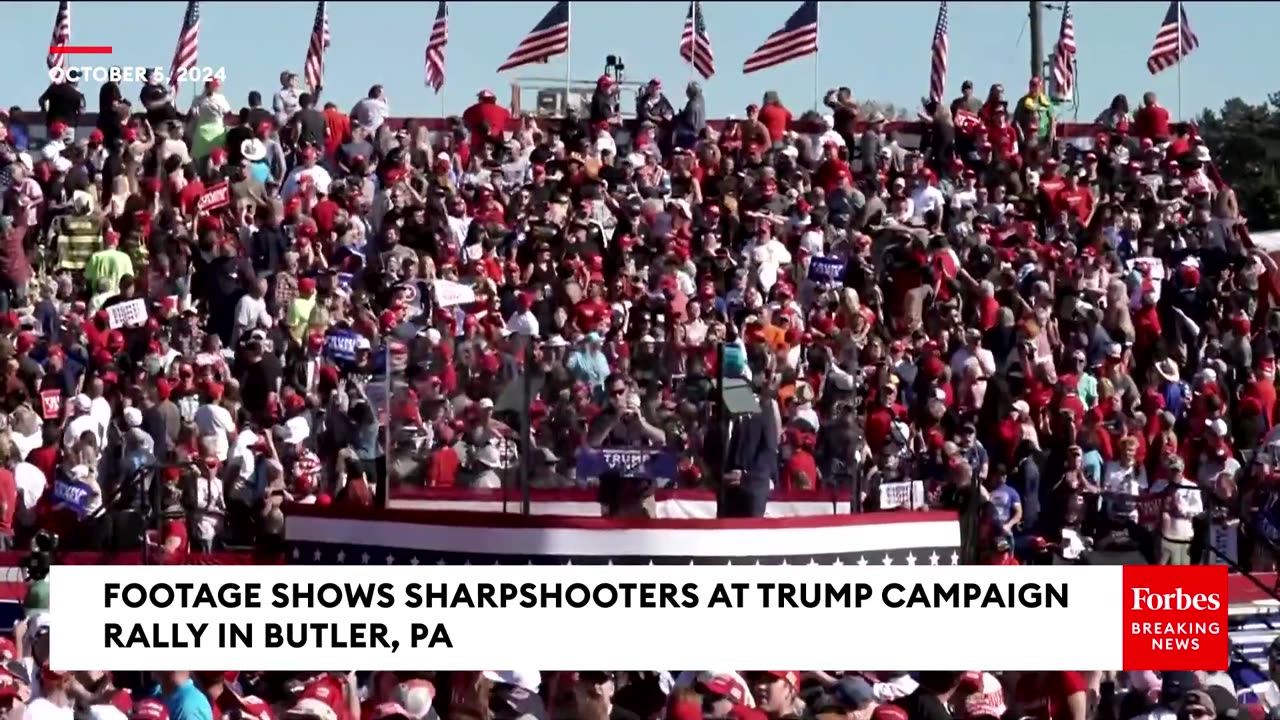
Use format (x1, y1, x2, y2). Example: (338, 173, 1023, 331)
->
(701, 677, 747, 704)
(132, 700, 171, 720)
(761, 672, 799, 689)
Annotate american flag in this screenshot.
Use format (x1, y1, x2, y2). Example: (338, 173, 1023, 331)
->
(927, 0, 949, 105)
(46, 0, 71, 77)
(304, 0, 331, 91)
(285, 504, 964, 568)
(679, 0, 715, 80)
(1049, 1, 1076, 101)
(424, 0, 449, 92)
(742, 0, 818, 75)
(168, 0, 200, 92)
(497, 1, 570, 74)
(1147, 0, 1198, 75)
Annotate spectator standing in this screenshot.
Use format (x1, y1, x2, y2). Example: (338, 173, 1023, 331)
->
(350, 85, 390, 136)
(273, 71, 302, 126)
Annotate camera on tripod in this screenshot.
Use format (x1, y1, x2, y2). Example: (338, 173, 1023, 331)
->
(604, 55, 625, 85)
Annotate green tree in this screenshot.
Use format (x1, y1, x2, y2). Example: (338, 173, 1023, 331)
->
(1197, 94, 1280, 230)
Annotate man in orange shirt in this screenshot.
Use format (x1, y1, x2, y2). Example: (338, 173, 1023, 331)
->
(322, 102, 350, 161)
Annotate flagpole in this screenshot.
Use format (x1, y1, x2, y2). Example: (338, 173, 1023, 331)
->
(564, 1, 572, 116)
(813, 1, 820, 112)
(688, 0, 697, 85)
(1175, 0, 1183, 120)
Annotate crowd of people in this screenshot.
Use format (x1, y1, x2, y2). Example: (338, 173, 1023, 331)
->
(0, 642, 1273, 720)
(0, 38, 1277, 720)
(3, 68, 1272, 566)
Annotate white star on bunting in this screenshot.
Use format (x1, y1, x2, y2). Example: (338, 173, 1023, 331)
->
(312, 548, 322, 561)
(292, 547, 300, 559)
(906, 552, 917, 566)
(361, 552, 370, 564)
(833, 557, 845, 566)
(856, 556, 869, 566)
(336, 550, 346, 563)
(808, 558, 819, 566)
(386, 554, 396, 565)
(929, 551, 940, 566)
(410, 557, 420, 565)
(950, 551, 960, 565)
(881, 554, 894, 566)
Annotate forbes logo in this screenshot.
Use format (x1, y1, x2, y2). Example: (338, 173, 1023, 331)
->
(1121, 565, 1228, 672)
(1130, 587, 1222, 612)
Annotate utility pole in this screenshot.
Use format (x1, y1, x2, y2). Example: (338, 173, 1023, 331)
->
(1029, 0, 1044, 81)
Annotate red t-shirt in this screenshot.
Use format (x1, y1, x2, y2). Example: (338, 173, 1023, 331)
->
(1014, 672, 1088, 720)
(1039, 177, 1066, 205)
(311, 198, 341, 236)
(815, 160, 853, 194)
(757, 105, 791, 144)
(0, 469, 16, 534)
(427, 447, 459, 488)
(462, 102, 512, 147)
(1054, 186, 1094, 225)
(324, 109, 351, 159)
(780, 449, 819, 491)
(178, 179, 206, 217)
(1133, 105, 1171, 141)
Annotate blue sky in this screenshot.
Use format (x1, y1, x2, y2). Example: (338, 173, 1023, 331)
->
(4, 1, 1276, 121)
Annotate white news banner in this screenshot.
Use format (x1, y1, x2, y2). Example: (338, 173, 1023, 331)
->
(48, 565, 1125, 671)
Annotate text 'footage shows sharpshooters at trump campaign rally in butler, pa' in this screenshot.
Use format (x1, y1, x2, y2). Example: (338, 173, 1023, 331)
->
(9, 0, 1280, 716)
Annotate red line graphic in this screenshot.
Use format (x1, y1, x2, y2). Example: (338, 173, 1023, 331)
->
(49, 46, 113, 55)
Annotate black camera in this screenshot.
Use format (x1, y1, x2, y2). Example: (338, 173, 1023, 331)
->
(21, 531, 57, 582)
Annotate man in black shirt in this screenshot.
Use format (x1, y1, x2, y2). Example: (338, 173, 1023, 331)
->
(139, 71, 179, 127)
(97, 79, 124, 142)
(236, 338, 281, 422)
(246, 91, 273, 131)
(225, 108, 255, 165)
(38, 79, 84, 129)
(290, 92, 327, 151)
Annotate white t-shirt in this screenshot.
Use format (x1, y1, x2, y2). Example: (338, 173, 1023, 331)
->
(506, 311, 539, 338)
(910, 185, 947, 223)
(89, 397, 112, 439)
(232, 295, 269, 346)
(63, 413, 101, 448)
(350, 97, 390, 133)
(190, 93, 231, 126)
(24, 698, 73, 720)
(193, 474, 226, 541)
(748, 240, 792, 293)
(194, 403, 236, 461)
(282, 165, 334, 201)
(14, 462, 47, 512)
